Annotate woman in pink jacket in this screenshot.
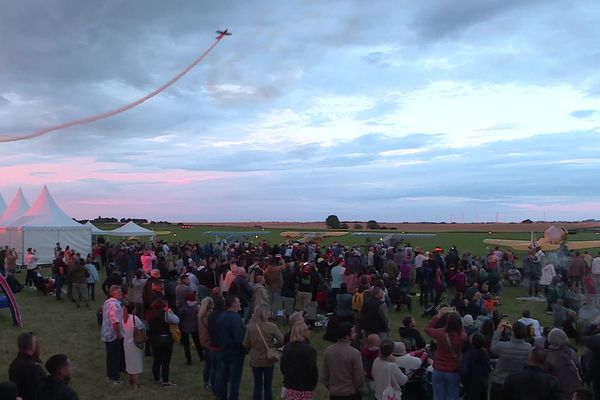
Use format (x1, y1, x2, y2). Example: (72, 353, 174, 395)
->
(425, 306, 467, 400)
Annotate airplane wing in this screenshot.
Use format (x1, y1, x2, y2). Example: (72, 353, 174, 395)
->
(483, 239, 533, 251)
(566, 241, 600, 250)
(352, 232, 436, 238)
(279, 231, 348, 238)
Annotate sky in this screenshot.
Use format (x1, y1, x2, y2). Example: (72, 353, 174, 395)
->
(1, 0, 600, 223)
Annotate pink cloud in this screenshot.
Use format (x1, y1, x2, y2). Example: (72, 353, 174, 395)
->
(0, 157, 241, 186)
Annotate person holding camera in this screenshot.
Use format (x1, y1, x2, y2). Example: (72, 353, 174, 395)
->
(489, 320, 532, 400)
(424, 306, 467, 400)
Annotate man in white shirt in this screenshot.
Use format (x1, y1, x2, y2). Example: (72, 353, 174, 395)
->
(414, 250, 426, 285)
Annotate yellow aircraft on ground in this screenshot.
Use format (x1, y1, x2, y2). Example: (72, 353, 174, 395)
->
(483, 225, 600, 251)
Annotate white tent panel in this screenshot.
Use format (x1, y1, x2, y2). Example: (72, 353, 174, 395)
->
(21, 227, 91, 265)
(0, 193, 6, 215)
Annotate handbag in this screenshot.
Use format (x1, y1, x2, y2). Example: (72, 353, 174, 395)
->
(132, 316, 147, 348)
(164, 310, 181, 342)
(382, 362, 403, 400)
(256, 323, 280, 362)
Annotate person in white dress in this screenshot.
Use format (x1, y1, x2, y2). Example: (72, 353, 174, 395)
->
(122, 303, 145, 388)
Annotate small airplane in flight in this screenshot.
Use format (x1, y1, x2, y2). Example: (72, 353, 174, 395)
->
(483, 225, 600, 251)
(216, 29, 232, 39)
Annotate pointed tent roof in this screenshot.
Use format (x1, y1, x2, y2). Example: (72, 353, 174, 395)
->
(8, 185, 83, 228)
(108, 221, 155, 237)
(0, 188, 31, 226)
(0, 193, 6, 215)
(84, 221, 109, 235)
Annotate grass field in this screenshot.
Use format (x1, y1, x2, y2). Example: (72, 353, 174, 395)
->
(1, 225, 588, 399)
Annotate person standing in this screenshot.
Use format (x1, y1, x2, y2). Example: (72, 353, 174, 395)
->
(100, 285, 124, 384)
(263, 256, 285, 317)
(146, 298, 179, 387)
(243, 303, 284, 400)
(322, 322, 365, 400)
(361, 287, 389, 340)
(280, 321, 318, 400)
(84, 257, 99, 301)
(8, 332, 45, 400)
(424, 307, 467, 400)
(52, 251, 67, 301)
(24, 248, 38, 287)
(122, 303, 145, 388)
(198, 296, 216, 390)
(215, 295, 246, 400)
(502, 347, 565, 400)
(460, 332, 491, 400)
(40, 354, 79, 400)
(5, 248, 18, 277)
(69, 260, 89, 308)
(180, 292, 203, 365)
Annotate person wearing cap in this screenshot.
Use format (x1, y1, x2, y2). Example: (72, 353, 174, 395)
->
(296, 262, 320, 315)
(393, 341, 422, 376)
(323, 322, 364, 400)
(544, 328, 581, 399)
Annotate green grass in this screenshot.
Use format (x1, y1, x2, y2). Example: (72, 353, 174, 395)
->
(1, 269, 554, 400)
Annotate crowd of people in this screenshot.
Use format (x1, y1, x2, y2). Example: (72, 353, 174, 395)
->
(3, 236, 600, 400)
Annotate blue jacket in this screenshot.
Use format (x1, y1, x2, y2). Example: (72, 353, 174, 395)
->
(216, 311, 246, 360)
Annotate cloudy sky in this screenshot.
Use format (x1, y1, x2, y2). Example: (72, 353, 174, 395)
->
(1, 0, 599, 223)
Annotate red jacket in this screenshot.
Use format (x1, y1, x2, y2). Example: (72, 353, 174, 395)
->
(425, 316, 466, 372)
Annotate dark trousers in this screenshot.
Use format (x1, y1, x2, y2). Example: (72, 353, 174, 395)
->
(215, 354, 245, 400)
(25, 269, 36, 286)
(203, 347, 216, 386)
(87, 283, 96, 301)
(490, 382, 503, 400)
(105, 339, 123, 381)
(181, 331, 203, 363)
(252, 366, 274, 400)
(528, 280, 539, 296)
(151, 337, 173, 382)
(330, 393, 361, 400)
(55, 276, 64, 300)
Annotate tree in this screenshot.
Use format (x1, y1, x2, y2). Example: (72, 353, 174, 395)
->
(325, 215, 341, 229)
(367, 220, 380, 229)
(338, 223, 349, 229)
(353, 223, 363, 230)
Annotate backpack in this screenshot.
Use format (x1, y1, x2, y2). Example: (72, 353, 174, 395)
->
(352, 291, 365, 312)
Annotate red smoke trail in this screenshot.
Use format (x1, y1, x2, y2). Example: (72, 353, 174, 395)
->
(0, 35, 226, 143)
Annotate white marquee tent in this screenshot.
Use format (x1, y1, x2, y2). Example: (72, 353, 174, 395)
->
(0, 188, 30, 226)
(107, 221, 155, 240)
(84, 221, 109, 235)
(0, 186, 91, 265)
(0, 193, 6, 215)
